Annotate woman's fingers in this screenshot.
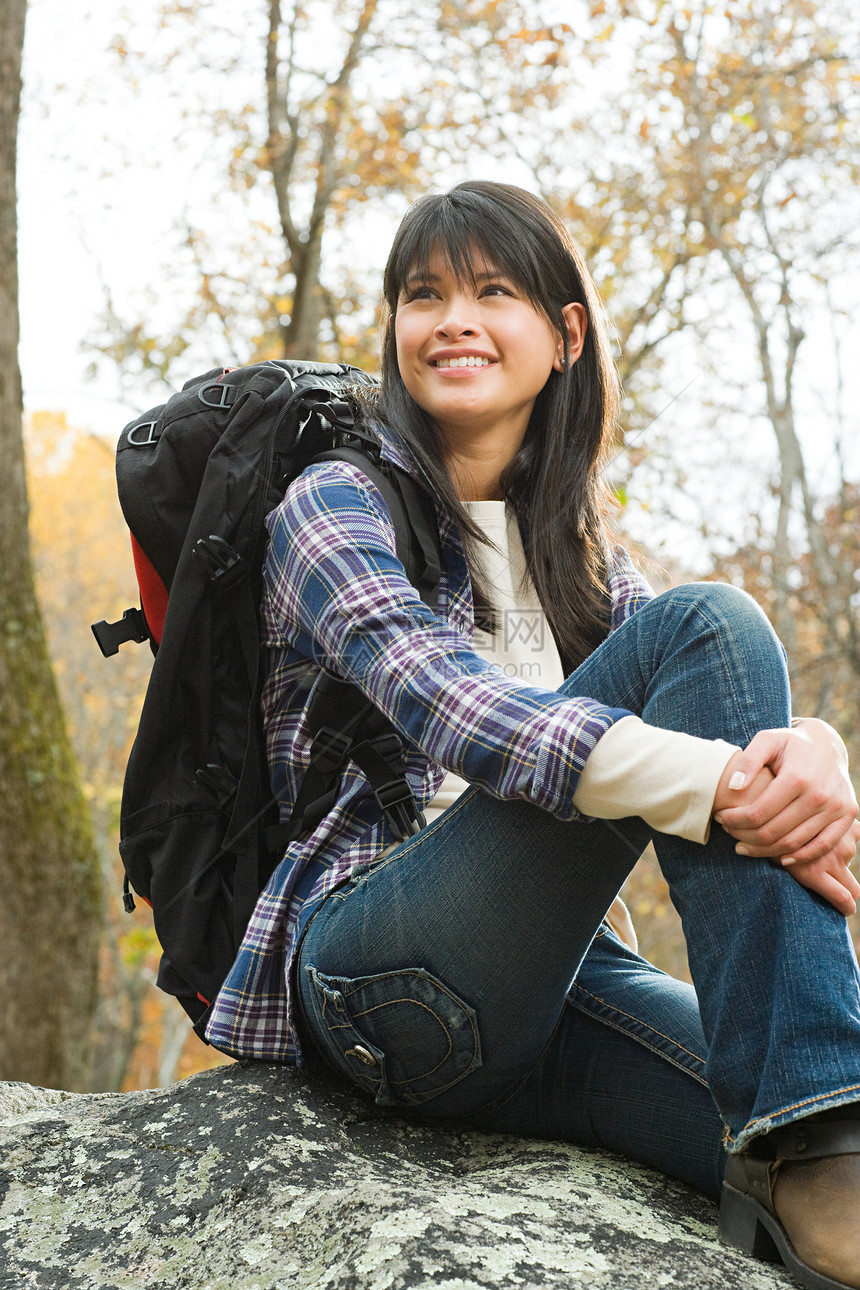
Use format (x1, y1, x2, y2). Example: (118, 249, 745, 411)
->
(779, 815, 860, 866)
(711, 724, 859, 913)
(713, 727, 858, 857)
(785, 851, 860, 917)
(711, 734, 781, 820)
(719, 784, 852, 841)
(728, 808, 858, 859)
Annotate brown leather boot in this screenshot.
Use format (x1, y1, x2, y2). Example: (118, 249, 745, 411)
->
(719, 1109, 860, 1290)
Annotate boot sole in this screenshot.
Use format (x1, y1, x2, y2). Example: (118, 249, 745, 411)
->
(719, 1181, 856, 1290)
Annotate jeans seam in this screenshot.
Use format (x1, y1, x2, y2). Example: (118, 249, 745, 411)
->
(725, 1082, 860, 1148)
(568, 983, 710, 1087)
(684, 594, 763, 747)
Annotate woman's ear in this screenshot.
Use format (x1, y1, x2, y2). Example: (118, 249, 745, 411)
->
(553, 302, 588, 372)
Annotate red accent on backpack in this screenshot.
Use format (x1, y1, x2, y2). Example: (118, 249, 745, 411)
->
(131, 534, 168, 647)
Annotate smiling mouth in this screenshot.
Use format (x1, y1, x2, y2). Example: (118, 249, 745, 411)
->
(432, 356, 494, 368)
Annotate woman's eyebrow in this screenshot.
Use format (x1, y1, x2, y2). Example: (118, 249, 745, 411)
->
(402, 267, 508, 288)
(402, 270, 439, 287)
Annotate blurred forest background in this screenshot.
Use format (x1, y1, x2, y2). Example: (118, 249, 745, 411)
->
(2, 0, 859, 1091)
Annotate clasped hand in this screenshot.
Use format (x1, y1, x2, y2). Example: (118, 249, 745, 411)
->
(712, 719, 860, 916)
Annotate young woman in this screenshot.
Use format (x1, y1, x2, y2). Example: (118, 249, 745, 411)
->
(207, 182, 860, 1290)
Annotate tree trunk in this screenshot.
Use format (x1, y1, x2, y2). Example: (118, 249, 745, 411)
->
(0, 0, 101, 1089)
(282, 236, 325, 358)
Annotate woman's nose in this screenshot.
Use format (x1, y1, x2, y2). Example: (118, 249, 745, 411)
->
(434, 299, 477, 338)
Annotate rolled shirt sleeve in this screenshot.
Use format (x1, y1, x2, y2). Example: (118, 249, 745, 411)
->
(573, 715, 739, 843)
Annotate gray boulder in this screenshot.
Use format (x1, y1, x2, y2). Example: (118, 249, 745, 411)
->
(0, 1061, 792, 1289)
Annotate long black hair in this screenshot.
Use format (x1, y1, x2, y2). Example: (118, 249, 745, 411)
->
(364, 180, 621, 673)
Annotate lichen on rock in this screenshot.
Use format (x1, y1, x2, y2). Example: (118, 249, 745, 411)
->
(0, 1062, 792, 1289)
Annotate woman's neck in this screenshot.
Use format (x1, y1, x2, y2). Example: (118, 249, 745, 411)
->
(445, 428, 523, 501)
(451, 460, 504, 502)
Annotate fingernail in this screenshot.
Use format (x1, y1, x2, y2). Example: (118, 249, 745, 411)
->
(729, 771, 747, 791)
(713, 813, 725, 825)
(780, 857, 797, 867)
(735, 844, 750, 856)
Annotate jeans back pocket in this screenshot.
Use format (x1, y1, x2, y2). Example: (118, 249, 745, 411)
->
(301, 964, 482, 1106)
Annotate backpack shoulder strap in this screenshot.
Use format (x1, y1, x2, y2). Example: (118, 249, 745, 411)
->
(312, 446, 441, 611)
(264, 443, 442, 859)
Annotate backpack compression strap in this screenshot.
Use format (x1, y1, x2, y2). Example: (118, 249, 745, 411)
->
(266, 671, 425, 859)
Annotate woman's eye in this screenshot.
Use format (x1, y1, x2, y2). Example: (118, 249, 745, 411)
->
(480, 283, 513, 298)
(403, 285, 435, 302)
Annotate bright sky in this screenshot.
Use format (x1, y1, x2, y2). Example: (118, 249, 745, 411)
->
(19, 0, 212, 435)
(18, 0, 539, 437)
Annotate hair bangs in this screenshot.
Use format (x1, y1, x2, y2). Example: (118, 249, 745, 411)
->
(383, 188, 563, 324)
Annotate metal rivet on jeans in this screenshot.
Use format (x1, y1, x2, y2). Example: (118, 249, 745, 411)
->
(345, 1045, 378, 1067)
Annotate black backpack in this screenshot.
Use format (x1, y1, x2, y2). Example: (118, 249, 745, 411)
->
(93, 359, 440, 1034)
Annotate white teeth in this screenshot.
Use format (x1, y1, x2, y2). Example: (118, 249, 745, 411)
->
(434, 356, 491, 368)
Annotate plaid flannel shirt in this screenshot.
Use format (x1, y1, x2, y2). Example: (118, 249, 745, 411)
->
(205, 423, 654, 1061)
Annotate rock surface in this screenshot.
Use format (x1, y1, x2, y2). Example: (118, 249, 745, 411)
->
(0, 1061, 793, 1289)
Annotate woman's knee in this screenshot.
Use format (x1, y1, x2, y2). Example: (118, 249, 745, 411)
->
(642, 582, 790, 731)
(658, 581, 767, 622)
(653, 582, 783, 656)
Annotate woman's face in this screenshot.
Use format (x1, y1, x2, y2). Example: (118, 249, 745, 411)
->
(393, 248, 584, 448)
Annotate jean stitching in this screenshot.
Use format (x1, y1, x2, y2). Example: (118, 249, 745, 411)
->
(352, 997, 456, 1085)
(726, 1082, 860, 1147)
(687, 594, 772, 746)
(400, 1062, 480, 1100)
(314, 969, 481, 1097)
(569, 983, 709, 1078)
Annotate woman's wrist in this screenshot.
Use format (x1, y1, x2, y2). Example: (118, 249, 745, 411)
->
(789, 716, 850, 766)
(712, 749, 775, 820)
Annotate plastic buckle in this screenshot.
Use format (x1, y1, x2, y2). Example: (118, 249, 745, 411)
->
(192, 535, 249, 589)
(373, 778, 421, 841)
(126, 419, 161, 447)
(122, 874, 136, 914)
(91, 607, 150, 657)
(197, 381, 236, 409)
(325, 398, 356, 433)
(310, 727, 353, 775)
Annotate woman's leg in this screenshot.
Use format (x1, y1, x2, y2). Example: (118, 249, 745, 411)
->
(297, 779, 652, 1118)
(468, 927, 727, 1198)
(594, 584, 860, 1149)
(296, 797, 726, 1190)
(296, 583, 860, 1177)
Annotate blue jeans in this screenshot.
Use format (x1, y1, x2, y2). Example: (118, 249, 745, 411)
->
(296, 584, 860, 1198)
